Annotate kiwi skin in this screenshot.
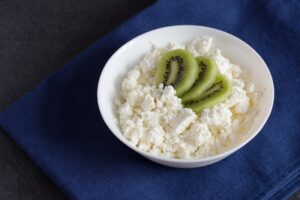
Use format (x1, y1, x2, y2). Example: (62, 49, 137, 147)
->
(185, 74, 232, 114)
(181, 56, 218, 103)
(155, 49, 199, 97)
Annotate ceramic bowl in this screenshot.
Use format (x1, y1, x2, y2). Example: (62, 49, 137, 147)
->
(97, 25, 274, 168)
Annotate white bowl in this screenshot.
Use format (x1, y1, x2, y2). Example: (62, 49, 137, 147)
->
(97, 25, 274, 168)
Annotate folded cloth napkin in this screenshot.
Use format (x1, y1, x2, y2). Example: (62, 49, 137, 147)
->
(0, 0, 299, 199)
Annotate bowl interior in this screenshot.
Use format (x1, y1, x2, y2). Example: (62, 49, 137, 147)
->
(98, 25, 274, 162)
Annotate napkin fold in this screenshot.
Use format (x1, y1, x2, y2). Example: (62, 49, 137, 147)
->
(0, 0, 299, 199)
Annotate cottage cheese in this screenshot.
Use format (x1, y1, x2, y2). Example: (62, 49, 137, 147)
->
(116, 37, 258, 159)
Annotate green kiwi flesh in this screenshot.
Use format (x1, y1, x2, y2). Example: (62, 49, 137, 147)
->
(155, 49, 198, 97)
(185, 74, 232, 114)
(181, 56, 218, 103)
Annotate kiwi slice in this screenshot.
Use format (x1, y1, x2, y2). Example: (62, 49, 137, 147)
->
(155, 49, 198, 97)
(181, 57, 218, 103)
(185, 74, 232, 114)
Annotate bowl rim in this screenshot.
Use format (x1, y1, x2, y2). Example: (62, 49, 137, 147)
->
(97, 25, 274, 163)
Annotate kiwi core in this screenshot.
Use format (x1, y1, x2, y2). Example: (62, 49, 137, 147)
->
(200, 80, 223, 101)
(165, 56, 183, 86)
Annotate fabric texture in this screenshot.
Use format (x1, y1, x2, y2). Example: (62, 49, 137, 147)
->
(0, 0, 299, 199)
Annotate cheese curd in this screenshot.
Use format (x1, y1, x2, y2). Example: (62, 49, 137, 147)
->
(117, 37, 258, 159)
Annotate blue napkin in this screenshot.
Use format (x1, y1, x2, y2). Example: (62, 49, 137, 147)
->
(0, 0, 299, 199)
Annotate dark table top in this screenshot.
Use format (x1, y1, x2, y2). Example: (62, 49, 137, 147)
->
(0, 1, 298, 199)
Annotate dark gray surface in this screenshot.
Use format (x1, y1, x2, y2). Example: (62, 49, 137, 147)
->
(0, 1, 298, 200)
(0, 1, 154, 199)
